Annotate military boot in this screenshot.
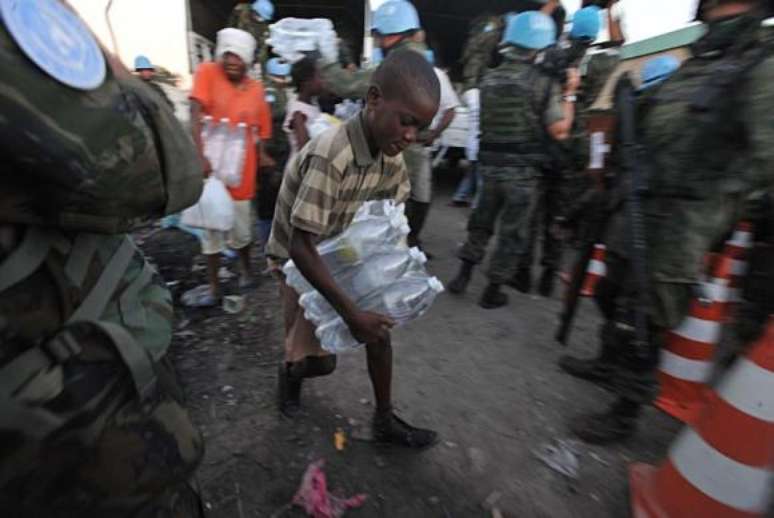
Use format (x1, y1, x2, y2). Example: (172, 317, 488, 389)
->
(507, 267, 532, 294)
(448, 260, 474, 294)
(479, 283, 509, 309)
(537, 267, 556, 298)
(558, 325, 620, 389)
(570, 398, 640, 444)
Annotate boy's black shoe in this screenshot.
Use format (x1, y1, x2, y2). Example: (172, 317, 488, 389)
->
(373, 412, 438, 449)
(277, 363, 302, 417)
(479, 284, 508, 309)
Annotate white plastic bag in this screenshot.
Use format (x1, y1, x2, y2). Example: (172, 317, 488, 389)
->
(181, 177, 235, 231)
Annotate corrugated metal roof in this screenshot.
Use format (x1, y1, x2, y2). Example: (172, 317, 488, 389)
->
(620, 23, 706, 60)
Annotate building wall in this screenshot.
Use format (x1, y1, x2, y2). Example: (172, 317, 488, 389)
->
(70, 0, 194, 88)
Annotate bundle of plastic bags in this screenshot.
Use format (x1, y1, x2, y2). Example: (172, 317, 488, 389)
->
(283, 201, 444, 353)
(267, 18, 338, 64)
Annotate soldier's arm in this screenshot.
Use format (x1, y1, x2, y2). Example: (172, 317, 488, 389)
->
(546, 70, 580, 141)
(319, 61, 373, 99)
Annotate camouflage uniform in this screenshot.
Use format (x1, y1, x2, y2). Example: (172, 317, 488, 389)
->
(457, 54, 563, 284)
(0, 12, 204, 516)
(227, 3, 269, 67)
(568, 14, 774, 441)
(461, 16, 504, 91)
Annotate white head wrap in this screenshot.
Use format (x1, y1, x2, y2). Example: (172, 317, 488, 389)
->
(216, 28, 256, 66)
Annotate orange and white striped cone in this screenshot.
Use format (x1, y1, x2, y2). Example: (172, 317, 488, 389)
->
(653, 255, 734, 424)
(723, 221, 754, 307)
(630, 317, 774, 518)
(579, 243, 607, 297)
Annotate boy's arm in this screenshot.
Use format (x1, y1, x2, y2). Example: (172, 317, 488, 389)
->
(289, 229, 395, 345)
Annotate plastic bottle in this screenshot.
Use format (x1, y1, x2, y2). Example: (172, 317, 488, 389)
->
(315, 275, 445, 353)
(297, 247, 428, 324)
(205, 117, 230, 174)
(219, 122, 248, 187)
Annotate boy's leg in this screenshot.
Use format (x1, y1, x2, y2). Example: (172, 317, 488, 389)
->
(276, 272, 336, 416)
(366, 335, 438, 448)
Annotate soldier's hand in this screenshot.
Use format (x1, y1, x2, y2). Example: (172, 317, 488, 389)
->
(565, 68, 581, 96)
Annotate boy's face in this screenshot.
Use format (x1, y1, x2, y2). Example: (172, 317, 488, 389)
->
(366, 86, 438, 157)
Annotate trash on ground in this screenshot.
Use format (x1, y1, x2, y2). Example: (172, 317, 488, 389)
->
(218, 266, 235, 280)
(292, 459, 367, 518)
(223, 295, 245, 314)
(533, 439, 581, 479)
(334, 428, 347, 451)
(181, 285, 217, 308)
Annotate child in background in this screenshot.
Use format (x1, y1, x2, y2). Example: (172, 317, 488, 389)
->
(283, 56, 323, 163)
(257, 57, 292, 247)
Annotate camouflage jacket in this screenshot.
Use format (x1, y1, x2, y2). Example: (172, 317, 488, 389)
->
(633, 15, 774, 284)
(320, 39, 427, 100)
(227, 4, 269, 63)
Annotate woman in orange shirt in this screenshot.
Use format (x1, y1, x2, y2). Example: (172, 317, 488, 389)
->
(189, 28, 273, 305)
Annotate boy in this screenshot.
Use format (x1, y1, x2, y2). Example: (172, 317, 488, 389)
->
(266, 50, 440, 448)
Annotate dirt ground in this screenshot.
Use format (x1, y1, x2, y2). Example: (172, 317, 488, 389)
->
(138, 176, 685, 518)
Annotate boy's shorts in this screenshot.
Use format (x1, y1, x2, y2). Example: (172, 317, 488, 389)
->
(201, 200, 253, 255)
(276, 271, 333, 363)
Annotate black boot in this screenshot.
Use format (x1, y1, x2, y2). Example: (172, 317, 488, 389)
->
(538, 268, 556, 298)
(373, 411, 438, 449)
(570, 398, 640, 444)
(507, 267, 532, 294)
(558, 327, 619, 389)
(448, 261, 474, 295)
(479, 283, 509, 309)
(277, 362, 303, 417)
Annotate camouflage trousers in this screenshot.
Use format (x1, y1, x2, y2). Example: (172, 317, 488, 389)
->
(593, 252, 694, 404)
(518, 175, 563, 271)
(458, 175, 539, 284)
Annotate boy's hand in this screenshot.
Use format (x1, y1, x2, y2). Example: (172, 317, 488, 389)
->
(345, 310, 396, 346)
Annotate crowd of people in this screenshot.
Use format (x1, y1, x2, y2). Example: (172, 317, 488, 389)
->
(1, 0, 772, 515)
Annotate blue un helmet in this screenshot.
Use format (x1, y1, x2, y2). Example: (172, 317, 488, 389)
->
(134, 55, 153, 71)
(502, 11, 556, 50)
(570, 6, 601, 41)
(252, 0, 274, 21)
(266, 57, 291, 77)
(372, 0, 421, 36)
(639, 55, 680, 91)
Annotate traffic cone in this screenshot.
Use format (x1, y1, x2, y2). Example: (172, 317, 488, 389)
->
(653, 255, 734, 424)
(580, 243, 607, 297)
(723, 221, 754, 305)
(630, 317, 774, 518)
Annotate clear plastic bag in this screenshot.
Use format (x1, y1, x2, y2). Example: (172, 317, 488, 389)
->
(180, 177, 235, 231)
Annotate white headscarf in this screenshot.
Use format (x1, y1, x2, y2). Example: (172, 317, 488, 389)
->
(215, 28, 256, 66)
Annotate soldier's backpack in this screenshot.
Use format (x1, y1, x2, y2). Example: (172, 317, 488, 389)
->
(0, 19, 202, 234)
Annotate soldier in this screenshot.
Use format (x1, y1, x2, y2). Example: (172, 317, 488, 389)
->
(447, 11, 579, 309)
(561, 0, 774, 444)
(460, 0, 566, 92)
(227, 0, 274, 68)
(134, 55, 174, 109)
(512, 5, 602, 297)
(317, 0, 436, 254)
(0, 0, 205, 515)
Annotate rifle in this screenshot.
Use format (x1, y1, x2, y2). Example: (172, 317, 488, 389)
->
(615, 73, 651, 358)
(555, 192, 611, 345)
